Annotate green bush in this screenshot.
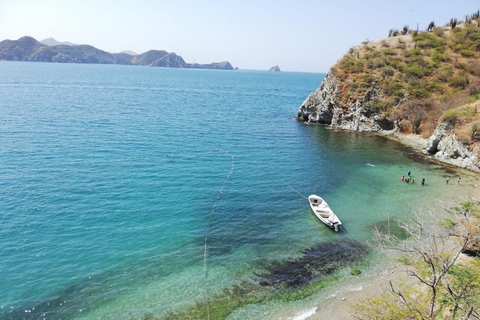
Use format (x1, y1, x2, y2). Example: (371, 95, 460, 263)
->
(414, 32, 445, 49)
(449, 75, 468, 89)
(442, 108, 459, 123)
(385, 81, 404, 95)
(373, 58, 385, 68)
(380, 67, 395, 77)
(382, 49, 396, 56)
(370, 101, 385, 109)
(365, 59, 375, 69)
(353, 60, 364, 73)
(371, 50, 382, 58)
(348, 82, 359, 91)
(404, 65, 427, 78)
(393, 90, 405, 98)
(385, 58, 403, 70)
(431, 50, 450, 63)
(460, 49, 475, 57)
(404, 49, 422, 57)
(408, 87, 430, 98)
(359, 81, 371, 89)
(426, 82, 445, 93)
(362, 75, 375, 83)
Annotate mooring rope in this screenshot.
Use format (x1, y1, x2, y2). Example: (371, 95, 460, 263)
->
(202, 149, 234, 320)
(281, 179, 308, 200)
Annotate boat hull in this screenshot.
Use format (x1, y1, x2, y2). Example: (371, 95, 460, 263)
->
(308, 195, 342, 232)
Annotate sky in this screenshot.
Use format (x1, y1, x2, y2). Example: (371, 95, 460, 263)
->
(0, 0, 478, 72)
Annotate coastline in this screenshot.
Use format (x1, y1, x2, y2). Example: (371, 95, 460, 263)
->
(270, 128, 480, 320)
(273, 179, 480, 320)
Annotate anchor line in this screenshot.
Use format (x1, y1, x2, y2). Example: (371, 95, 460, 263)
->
(281, 179, 308, 199)
(202, 149, 234, 319)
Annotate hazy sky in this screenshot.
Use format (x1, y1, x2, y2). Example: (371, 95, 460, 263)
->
(0, 0, 478, 72)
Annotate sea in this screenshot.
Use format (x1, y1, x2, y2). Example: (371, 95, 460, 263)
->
(0, 61, 477, 319)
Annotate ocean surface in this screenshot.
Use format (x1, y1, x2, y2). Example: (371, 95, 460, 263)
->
(0, 61, 476, 319)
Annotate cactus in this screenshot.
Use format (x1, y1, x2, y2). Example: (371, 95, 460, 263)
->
(471, 124, 478, 140)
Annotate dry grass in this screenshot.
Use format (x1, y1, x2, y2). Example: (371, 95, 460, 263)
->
(333, 17, 480, 146)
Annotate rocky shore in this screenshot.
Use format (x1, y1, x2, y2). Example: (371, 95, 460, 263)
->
(296, 71, 480, 172)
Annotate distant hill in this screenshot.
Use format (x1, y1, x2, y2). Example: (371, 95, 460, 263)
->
(268, 65, 281, 72)
(0, 36, 234, 70)
(40, 38, 79, 47)
(119, 50, 138, 56)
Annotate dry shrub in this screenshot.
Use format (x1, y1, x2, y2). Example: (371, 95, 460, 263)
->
(421, 119, 438, 138)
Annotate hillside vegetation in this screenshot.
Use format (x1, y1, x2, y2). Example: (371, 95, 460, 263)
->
(333, 11, 480, 144)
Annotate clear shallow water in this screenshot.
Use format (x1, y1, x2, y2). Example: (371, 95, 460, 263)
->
(0, 61, 477, 319)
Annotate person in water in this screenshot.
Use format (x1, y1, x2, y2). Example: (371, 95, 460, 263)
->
(447, 176, 450, 184)
(412, 179, 414, 184)
(401, 176, 405, 182)
(408, 170, 411, 176)
(422, 178, 425, 186)
(457, 177, 461, 185)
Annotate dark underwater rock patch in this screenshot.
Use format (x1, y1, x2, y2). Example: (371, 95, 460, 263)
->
(256, 239, 368, 288)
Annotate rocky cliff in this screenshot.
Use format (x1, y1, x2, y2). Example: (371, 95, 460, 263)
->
(425, 123, 480, 172)
(0, 36, 234, 70)
(296, 71, 394, 131)
(296, 16, 480, 172)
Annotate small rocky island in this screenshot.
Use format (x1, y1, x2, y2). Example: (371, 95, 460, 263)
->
(297, 17, 480, 172)
(0, 36, 234, 70)
(268, 65, 281, 72)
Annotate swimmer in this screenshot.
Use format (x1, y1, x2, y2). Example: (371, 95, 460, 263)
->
(422, 178, 425, 186)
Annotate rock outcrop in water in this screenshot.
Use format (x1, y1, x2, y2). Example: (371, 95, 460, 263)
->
(296, 71, 394, 131)
(0, 36, 235, 70)
(268, 65, 281, 72)
(425, 123, 480, 172)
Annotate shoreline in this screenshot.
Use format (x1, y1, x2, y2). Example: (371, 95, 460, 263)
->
(274, 181, 480, 320)
(300, 118, 479, 175)
(279, 122, 480, 320)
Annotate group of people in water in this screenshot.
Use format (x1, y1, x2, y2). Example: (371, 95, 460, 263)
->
(401, 170, 461, 186)
(401, 171, 425, 185)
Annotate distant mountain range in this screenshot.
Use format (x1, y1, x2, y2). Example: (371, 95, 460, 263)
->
(0, 36, 234, 70)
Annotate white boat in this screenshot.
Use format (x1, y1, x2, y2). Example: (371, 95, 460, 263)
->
(308, 195, 342, 232)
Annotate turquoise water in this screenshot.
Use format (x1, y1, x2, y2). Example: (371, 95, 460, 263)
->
(0, 61, 476, 319)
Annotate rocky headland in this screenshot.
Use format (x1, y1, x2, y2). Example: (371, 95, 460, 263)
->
(297, 17, 480, 172)
(0, 36, 234, 70)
